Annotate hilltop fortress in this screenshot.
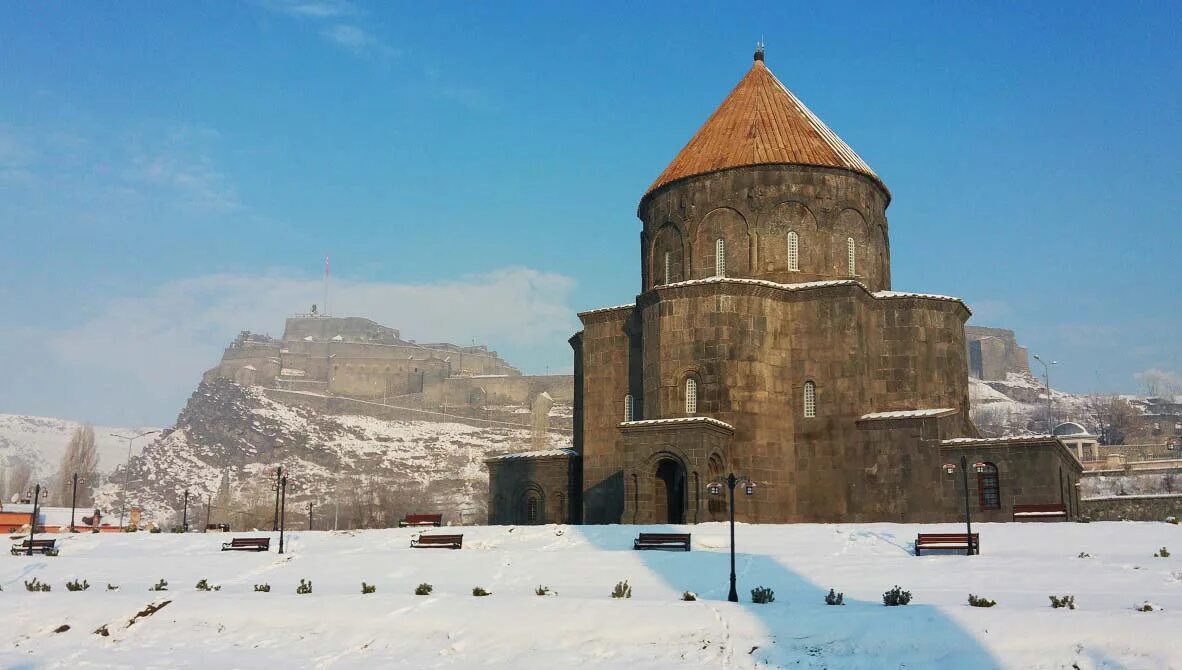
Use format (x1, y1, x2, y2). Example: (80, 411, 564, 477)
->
(205, 315, 573, 424)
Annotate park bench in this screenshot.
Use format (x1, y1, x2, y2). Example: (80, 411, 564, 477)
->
(399, 513, 443, 528)
(10, 539, 56, 556)
(221, 537, 270, 552)
(633, 533, 691, 551)
(410, 533, 463, 549)
(1013, 503, 1068, 521)
(915, 533, 979, 556)
(206, 523, 231, 532)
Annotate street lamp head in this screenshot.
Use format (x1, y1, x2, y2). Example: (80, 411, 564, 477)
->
(943, 462, 957, 475)
(972, 462, 988, 474)
(706, 482, 723, 496)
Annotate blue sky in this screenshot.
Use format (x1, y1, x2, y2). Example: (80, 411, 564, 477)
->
(1, 1, 1179, 425)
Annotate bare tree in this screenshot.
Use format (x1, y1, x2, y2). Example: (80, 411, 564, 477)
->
(1135, 369, 1181, 398)
(6, 458, 34, 502)
(58, 424, 100, 506)
(1086, 394, 1137, 445)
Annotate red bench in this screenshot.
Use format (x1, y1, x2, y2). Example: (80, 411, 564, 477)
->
(399, 514, 443, 528)
(1013, 503, 1068, 521)
(221, 537, 270, 552)
(410, 533, 462, 549)
(633, 533, 691, 552)
(915, 533, 978, 556)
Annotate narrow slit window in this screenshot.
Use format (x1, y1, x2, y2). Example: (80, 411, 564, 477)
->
(978, 463, 1000, 510)
(803, 381, 816, 418)
(846, 238, 856, 276)
(624, 394, 634, 422)
(787, 231, 799, 271)
(664, 251, 671, 285)
(715, 238, 726, 277)
(526, 494, 539, 523)
(685, 378, 698, 414)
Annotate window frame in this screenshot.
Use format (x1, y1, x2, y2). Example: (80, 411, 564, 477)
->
(787, 231, 799, 271)
(846, 237, 856, 276)
(803, 380, 816, 418)
(977, 463, 1001, 510)
(624, 394, 634, 422)
(715, 238, 726, 277)
(685, 378, 698, 415)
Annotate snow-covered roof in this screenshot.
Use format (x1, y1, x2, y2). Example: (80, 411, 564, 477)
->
(941, 435, 1056, 446)
(1052, 421, 1094, 438)
(242, 365, 256, 371)
(331, 335, 344, 342)
(639, 276, 968, 310)
(872, 290, 962, 303)
(859, 408, 958, 421)
(577, 304, 636, 317)
(620, 416, 735, 431)
(485, 448, 577, 462)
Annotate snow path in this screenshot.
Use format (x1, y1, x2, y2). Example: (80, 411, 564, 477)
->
(1, 522, 1180, 668)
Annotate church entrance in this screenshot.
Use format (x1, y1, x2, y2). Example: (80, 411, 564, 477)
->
(652, 458, 686, 524)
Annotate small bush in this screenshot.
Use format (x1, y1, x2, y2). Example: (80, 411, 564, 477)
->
(414, 582, 433, 596)
(681, 591, 697, 601)
(149, 579, 168, 592)
(611, 580, 632, 599)
(825, 588, 844, 606)
(1136, 601, 1154, 612)
(472, 586, 491, 597)
(751, 586, 775, 604)
(195, 579, 220, 592)
(535, 585, 553, 596)
(361, 582, 376, 594)
(968, 594, 996, 608)
(1154, 547, 1170, 558)
(1077, 552, 1091, 558)
(1049, 594, 1075, 609)
(253, 583, 271, 592)
(46, 548, 60, 557)
(149, 527, 161, 534)
(66, 579, 90, 592)
(296, 579, 313, 595)
(883, 585, 912, 606)
(1166, 516, 1178, 525)
(106, 584, 119, 591)
(25, 578, 51, 592)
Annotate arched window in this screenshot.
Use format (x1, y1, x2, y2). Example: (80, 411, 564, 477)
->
(846, 237, 856, 276)
(664, 251, 672, 285)
(803, 381, 816, 418)
(715, 238, 726, 277)
(978, 463, 1000, 510)
(685, 378, 698, 414)
(526, 493, 540, 523)
(624, 394, 634, 422)
(787, 231, 799, 271)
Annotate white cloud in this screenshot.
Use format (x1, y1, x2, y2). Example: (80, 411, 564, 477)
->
(19, 268, 578, 424)
(259, 0, 357, 19)
(258, 0, 395, 58)
(321, 24, 397, 58)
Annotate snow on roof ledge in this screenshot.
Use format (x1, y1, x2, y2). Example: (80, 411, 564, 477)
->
(860, 408, 957, 421)
(577, 304, 636, 317)
(642, 276, 968, 309)
(485, 448, 577, 463)
(941, 435, 1056, 446)
(620, 416, 735, 431)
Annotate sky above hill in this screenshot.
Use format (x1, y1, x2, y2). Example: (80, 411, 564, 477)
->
(1, 1, 1179, 425)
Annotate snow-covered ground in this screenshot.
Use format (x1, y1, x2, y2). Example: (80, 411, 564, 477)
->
(2, 522, 1180, 669)
(0, 414, 154, 480)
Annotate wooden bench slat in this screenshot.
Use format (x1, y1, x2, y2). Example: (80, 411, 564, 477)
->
(915, 533, 978, 556)
(221, 537, 270, 552)
(1013, 503, 1068, 521)
(411, 534, 463, 549)
(10, 539, 56, 555)
(634, 532, 691, 552)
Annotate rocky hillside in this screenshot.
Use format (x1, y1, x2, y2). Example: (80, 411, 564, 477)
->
(969, 371, 1094, 437)
(97, 379, 568, 527)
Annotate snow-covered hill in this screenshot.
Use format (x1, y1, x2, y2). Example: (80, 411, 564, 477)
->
(99, 379, 568, 526)
(1, 522, 1180, 668)
(969, 373, 1094, 437)
(0, 414, 155, 483)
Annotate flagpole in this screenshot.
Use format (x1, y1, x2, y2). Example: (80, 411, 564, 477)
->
(323, 255, 329, 317)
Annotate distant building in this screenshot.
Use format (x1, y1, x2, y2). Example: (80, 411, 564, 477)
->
(488, 49, 1081, 525)
(1053, 422, 1100, 462)
(965, 326, 1030, 381)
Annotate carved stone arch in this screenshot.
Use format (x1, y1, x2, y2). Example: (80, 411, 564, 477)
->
(643, 447, 691, 524)
(515, 481, 546, 525)
(651, 221, 687, 288)
(677, 366, 704, 416)
(693, 207, 751, 279)
(705, 452, 727, 520)
(758, 201, 818, 274)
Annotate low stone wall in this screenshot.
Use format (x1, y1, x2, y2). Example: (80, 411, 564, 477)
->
(1080, 494, 1182, 521)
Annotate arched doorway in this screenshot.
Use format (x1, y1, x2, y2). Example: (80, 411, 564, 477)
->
(653, 458, 686, 524)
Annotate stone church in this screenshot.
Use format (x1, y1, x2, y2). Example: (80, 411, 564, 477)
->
(487, 49, 1081, 525)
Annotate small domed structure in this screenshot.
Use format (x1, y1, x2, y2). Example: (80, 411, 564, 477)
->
(1053, 422, 1099, 461)
(1052, 421, 1090, 437)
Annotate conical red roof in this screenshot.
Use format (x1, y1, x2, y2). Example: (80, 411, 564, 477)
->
(646, 56, 885, 197)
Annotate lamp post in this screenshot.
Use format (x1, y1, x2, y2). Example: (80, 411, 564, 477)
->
(707, 473, 756, 602)
(272, 465, 283, 531)
(204, 493, 213, 532)
(181, 489, 190, 532)
(943, 456, 987, 555)
(1032, 354, 1059, 433)
(278, 474, 289, 554)
(69, 472, 84, 533)
(307, 500, 314, 531)
(111, 430, 160, 528)
(26, 483, 47, 556)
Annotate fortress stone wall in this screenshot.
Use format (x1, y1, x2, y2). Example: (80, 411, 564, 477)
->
(965, 325, 1030, 381)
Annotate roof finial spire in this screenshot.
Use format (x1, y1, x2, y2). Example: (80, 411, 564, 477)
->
(754, 40, 765, 62)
